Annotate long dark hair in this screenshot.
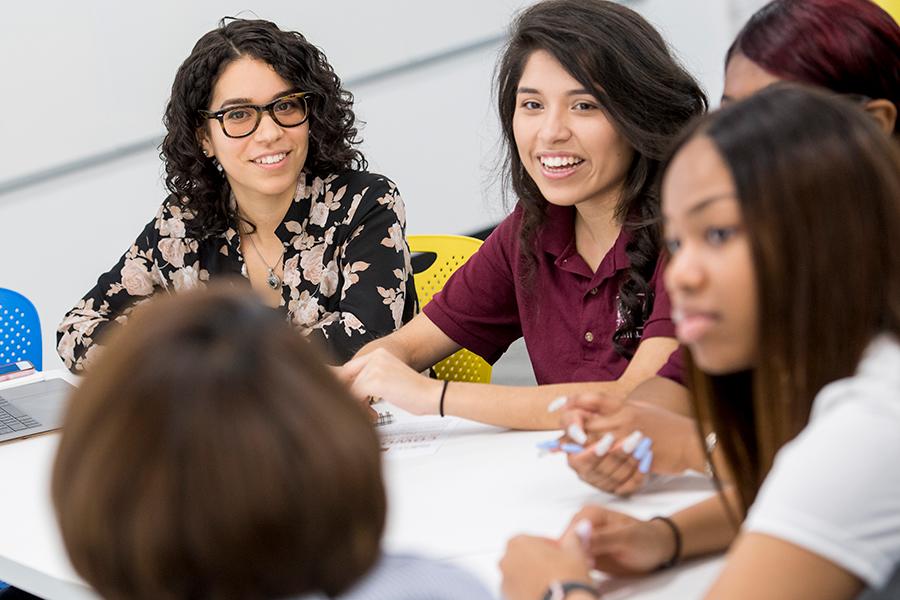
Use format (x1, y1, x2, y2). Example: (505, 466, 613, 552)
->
(496, 0, 707, 356)
(161, 18, 367, 239)
(667, 85, 900, 511)
(53, 286, 385, 599)
(728, 0, 900, 133)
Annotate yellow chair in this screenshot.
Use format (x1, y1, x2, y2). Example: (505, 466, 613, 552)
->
(408, 235, 493, 384)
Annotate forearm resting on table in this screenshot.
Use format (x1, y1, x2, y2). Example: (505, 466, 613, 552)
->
(670, 488, 742, 562)
(444, 336, 678, 430)
(625, 375, 692, 416)
(442, 379, 632, 430)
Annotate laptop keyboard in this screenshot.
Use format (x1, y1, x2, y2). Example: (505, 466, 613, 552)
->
(0, 398, 41, 434)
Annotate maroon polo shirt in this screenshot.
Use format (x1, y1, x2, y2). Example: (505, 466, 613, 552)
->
(656, 347, 686, 387)
(423, 204, 675, 384)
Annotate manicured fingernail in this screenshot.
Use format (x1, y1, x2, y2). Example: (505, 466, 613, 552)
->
(639, 449, 654, 473)
(632, 437, 653, 460)
(536, 439, 561, 451)
(574, 518, 592, 550)
(547, 396, 568, 412)
(593, 432, 615, 456)
(567, 423, 588, 445)
(561, 443, 585, 454)
(621, 430, 644, 454)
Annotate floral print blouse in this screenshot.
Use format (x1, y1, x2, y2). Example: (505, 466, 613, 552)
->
(57, 170, 416, 371)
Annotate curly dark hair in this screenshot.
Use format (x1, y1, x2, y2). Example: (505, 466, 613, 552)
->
(496, 0, 707, 357)
(161, 18, 367, 239)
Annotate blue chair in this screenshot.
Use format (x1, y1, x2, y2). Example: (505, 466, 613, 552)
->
(0, 289, 41, 592)
(0, 288, 42, 371)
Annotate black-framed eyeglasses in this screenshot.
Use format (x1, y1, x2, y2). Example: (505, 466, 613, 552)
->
(200, 92, 311, 138)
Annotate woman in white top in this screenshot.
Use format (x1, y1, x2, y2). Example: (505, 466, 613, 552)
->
(499, 85, 900, 600)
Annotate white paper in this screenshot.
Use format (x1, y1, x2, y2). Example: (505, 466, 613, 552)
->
(378, 414, 457, 458)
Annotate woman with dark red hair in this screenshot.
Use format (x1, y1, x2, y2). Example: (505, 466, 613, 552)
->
(724, 0, 899, 134)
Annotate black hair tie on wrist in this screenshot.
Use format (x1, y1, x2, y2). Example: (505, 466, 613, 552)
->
(438, 380, 449, 417)
(650, 515, 682, 569)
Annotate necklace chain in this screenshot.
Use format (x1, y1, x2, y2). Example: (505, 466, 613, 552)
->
(244, 231, 285, 290)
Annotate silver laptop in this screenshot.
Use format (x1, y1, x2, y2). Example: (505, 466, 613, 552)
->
(0, 378, 73, 443)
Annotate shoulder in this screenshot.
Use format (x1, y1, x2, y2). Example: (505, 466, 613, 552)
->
(744, 335, 900, 588)
(813, 334, 900, 418)
(308, 170, 403, 228)
(154, 195, 203, 240)
(339, 554, 494, 600)
(315, 170, 399, 200)
(484, 204, 524, 247)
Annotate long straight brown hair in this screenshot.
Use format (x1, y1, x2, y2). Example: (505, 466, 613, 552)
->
(666, 85, 900, 511)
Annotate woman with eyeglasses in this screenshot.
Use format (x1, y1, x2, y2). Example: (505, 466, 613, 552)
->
(500, 84, 900, 600)
(57, 18, 415, 371)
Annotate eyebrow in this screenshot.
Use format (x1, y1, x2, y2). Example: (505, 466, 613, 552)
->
(687, 193, 738, 215)
(663, 193, 738, 222)
(217, 89, 298, 109)
(517, 87, 593, 96)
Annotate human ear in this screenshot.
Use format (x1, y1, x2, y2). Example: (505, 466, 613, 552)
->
(197, 128, 214, 159)
(863, 99, 897, 135)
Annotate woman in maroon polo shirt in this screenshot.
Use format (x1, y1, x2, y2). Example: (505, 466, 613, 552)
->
(555, 0, 900, 498)
(338, 0, 707, 430)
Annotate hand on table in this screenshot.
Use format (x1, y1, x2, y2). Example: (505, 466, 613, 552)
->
(500, 527, 594, 600)
(556, 393, 700, 495)
(336, 348, 443, 415)
(561, 505, 676, 576)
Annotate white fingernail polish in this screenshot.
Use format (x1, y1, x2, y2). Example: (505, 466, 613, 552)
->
(621, 430, 644, 454)
(574, 518, 592, 548)
(593, 432, 615, 456)
(547, 396, 568, 413)
(567, 423, 588, 445)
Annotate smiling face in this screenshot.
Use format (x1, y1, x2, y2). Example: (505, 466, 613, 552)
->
(200, 56, 309, 208)
(512, 50, 635, 210)
(662, 135, 758, 374)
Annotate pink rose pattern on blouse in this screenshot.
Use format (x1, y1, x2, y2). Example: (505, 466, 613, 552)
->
(57, 170, 415, 370)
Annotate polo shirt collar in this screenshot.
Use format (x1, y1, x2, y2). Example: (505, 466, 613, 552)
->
(538, 203, 632, 277)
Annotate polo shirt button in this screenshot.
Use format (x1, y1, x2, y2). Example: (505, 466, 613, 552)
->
(584, 331, 594, 343)
(589, 287, 599, 295)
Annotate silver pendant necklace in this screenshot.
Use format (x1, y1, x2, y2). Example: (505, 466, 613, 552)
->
(244, 231, 285, 290)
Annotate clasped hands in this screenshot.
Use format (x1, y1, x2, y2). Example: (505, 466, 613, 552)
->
(552, 392, 701, 496)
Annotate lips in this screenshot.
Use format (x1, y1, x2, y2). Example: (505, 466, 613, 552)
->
(672, 308, 719, 344)
(538, 154, 585, 180)
(251, 151, 290, 167)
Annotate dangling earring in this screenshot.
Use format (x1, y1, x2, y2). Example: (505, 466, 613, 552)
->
(202, 149, 210, 157)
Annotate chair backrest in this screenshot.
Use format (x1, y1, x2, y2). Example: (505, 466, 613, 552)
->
(408, 235, 491, 384)
(0, 288, 42, 371)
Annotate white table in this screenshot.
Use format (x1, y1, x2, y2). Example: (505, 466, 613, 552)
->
(0, 373, 724, 599)
(380, 413, 725, 598)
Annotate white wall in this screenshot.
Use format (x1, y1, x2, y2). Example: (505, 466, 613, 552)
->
(0, 0, 766, 370)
